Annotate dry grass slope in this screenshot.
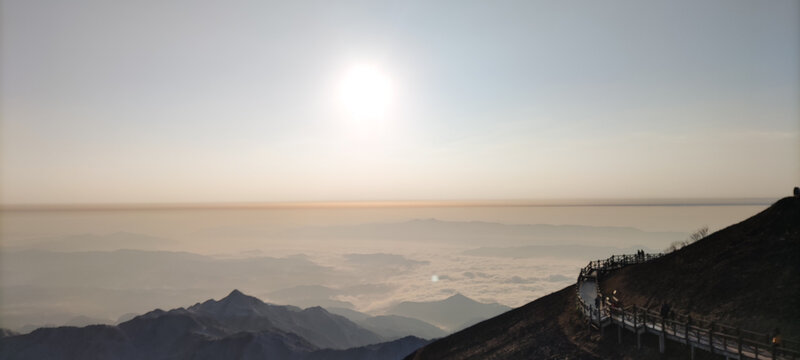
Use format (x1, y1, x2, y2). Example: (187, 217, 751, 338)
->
(602, 196, 800, 337)
(407, 197, 799, 359)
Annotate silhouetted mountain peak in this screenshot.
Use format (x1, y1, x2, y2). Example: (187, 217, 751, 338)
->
(223, 289, 254, 304)
(220, 289, 264, 306)
(387, 293, 511, 332)
(186, 290, 270, 320)
(444, 293, 471, 303)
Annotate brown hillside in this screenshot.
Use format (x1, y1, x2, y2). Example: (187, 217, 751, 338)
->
(601, 196, 800, 337)
(408, 197, 798, 359)
(404, 286, 601, 359)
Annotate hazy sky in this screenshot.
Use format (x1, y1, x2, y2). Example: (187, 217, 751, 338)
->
(2, 0, 798, 204)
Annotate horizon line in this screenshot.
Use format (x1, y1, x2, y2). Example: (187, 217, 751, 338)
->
(0, 197, 780, 212)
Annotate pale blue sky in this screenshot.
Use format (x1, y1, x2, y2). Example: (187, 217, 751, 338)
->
(1, 0, 798, 204)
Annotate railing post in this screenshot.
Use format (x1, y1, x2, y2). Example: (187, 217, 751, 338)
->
(659, 312, 666, 353)
(634, 306, 641, 349)
(723, 335, 727, 357)
(685, 320, 690, 344)
(643, 310, 647, 330)
(600, 308, 605, 336)
(709, 322, 714, 355)
(737, 328, 742, 358)
(622, 307, 626, 329)
(596, 306, 600, 326)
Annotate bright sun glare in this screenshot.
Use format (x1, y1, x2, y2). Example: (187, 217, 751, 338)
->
(337, 64, 394, 120)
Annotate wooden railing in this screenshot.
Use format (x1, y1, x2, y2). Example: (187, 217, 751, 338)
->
(576, 254, 799, 359)
(578, 253, 662, 280)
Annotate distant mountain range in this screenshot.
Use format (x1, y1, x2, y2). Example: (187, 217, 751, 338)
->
(0, 249, 333, 330)
(2, 232, 179, 252)
(385, 293, 512, 332)
(463, 244, 657, 259)
(325, 307, 448, 340)
(284, 218, 685, 247)
(0, 290, 430, 360)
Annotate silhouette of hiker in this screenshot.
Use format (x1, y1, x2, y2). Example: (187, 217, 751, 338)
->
(794, 187, 800, 197)
(773, 328, 782, 348)
(660, 303, 669, 319)
(595, 295, 601, 309)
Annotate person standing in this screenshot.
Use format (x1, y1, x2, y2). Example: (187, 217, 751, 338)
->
(773, 328, 782, 349)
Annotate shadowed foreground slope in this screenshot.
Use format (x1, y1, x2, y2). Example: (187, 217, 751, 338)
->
(405, 286, 599, 360)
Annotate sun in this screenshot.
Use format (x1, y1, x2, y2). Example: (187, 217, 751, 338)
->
(337, 63, 394, 120)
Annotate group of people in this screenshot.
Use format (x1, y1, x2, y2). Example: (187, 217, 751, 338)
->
(636, 249, 646, 261)
(591, 289, 624, 312)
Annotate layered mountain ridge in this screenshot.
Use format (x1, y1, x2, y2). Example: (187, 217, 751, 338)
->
(0, 290, 429, 360)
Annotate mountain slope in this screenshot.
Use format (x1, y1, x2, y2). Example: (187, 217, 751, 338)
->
(601, 196, 800, 336)
(304, 336, 431, 360)
(408, 196, 799, 359)
(117, 308, 244, 358)
(405, 286, 598, 359)
(188, 330, 318, 360)
(0, 325, 137, 360)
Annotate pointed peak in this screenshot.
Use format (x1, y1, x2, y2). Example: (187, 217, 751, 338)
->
(220, 289, 260, 305)
(446, 293, 470, 301)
